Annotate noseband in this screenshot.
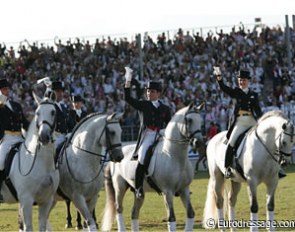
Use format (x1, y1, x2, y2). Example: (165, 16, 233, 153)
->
(36, 102, 56, 135)
(105, 120, 122, 154)
(185, 111, 202, 141)
(255, 120, 295, 163)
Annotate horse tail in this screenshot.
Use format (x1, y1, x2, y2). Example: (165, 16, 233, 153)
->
(203, 176, 220, 228)
(101, 163, 116, 232)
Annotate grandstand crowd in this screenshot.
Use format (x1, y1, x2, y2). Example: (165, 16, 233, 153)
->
(0, 23, 295, 141)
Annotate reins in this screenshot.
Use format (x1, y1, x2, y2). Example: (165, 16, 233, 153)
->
(64, 116, 121, 184)
(18, 101, 56, 176)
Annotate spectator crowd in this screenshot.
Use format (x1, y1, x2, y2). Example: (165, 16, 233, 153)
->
(0, 23, 295, 141)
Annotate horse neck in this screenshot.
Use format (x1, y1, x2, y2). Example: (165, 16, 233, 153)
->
(163, 120, 189, 157)
(25, 117, 39, 153)
(256, 116, 284, 150)
(72, 115, 104, 153)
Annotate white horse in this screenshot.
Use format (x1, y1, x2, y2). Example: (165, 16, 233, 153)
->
(1, 95, 59, 231)
(102, 103, 204, 232)
(55, 112, 124, 231)
(203, 110, 295, 231)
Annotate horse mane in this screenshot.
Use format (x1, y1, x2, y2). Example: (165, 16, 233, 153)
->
(248, 110, 287, 134)
(68, 112, 105, 142)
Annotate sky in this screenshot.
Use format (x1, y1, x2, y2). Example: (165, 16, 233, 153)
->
(1, 0, 294, 46)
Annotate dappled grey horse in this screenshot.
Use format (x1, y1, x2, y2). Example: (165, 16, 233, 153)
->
(203, 110, 295, 231)
(102, 103, 204, 232)
(54, 112, 124, 231)
(2, 95, 59, 231)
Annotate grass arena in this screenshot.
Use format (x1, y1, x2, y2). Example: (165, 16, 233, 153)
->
(1, 164, 295, 231)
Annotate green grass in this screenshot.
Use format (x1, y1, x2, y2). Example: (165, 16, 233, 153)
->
(1, 165, 295, 231)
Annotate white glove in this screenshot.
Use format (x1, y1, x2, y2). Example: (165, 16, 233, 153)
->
(37, 77, 52, 87)
(124, 67, 133, 82)
(0, 92, 7, 104)
(213, 66, 221, 76)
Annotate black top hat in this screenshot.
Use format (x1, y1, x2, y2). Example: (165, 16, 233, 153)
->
(146, 81, 162, 92)
(52, 81, 65, 90)
(237, 70, 251, 79)
(71, 94, 83, 102)
(0, 79, 10, 88)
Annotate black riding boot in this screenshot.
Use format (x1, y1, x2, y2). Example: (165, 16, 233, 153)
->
(224, 145, 234, 178)
(135, 163, 145, 199)
(0, 170, 5, 202)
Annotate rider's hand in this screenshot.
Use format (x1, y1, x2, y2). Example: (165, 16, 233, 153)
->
(124, 67, 133, 82)
(213, 66, 222, 80)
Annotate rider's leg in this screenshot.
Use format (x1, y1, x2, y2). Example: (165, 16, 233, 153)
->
(135, 163, 145, 199)
(224, 145, 234, 178)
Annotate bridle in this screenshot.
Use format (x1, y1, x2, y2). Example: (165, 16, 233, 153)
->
(19, 101, 56, 176)
(36, 102, 56, 138)
(65, 117, 122, 184)
(164, 110, 202, 145)
(69, 118, 122, 159)
(255, 120, 295, 163)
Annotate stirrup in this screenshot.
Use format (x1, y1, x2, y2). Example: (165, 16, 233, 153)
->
(135, 187, 144, 199)
(224, 167, 233, 179)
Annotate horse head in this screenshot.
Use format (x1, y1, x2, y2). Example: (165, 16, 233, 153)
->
(105, 112, 124, 162)
(33, 91, 56, 145)
(276, 120, 295, 164)
(181, 102, 204, 148)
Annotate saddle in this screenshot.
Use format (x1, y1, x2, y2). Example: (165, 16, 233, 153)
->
(1, 142, 22, 201)
(231, 128, 251, 180)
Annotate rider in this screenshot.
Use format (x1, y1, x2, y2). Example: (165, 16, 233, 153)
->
(0, 78, 29, 188)
(124, 67, 171, 199)
(51, 80, 74, 149)
(215, 68, 263, 178)
(69, 94, 88, 126)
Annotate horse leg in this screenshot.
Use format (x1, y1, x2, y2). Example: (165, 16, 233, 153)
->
(247, 182, 259, 232)
(72, 196, 97, 232)
(266, 180, 278, 232)
(19, 200, 34, 232)
(65, 200, 73, 229)
(76, 211, 83, 230)
(179, 187, 195, 232)
(228, 181, 241, 232)
(38, 197, 54, 231)
(131, 192, 144, 232)
(163, 191, 176, 232)
(214, 175, 226, 232)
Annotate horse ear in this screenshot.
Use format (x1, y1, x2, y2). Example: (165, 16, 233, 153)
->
(188, 102, 194, 110)
(107, 113, 116, 121)
(196, 102, 205, 111)
(32, 91, 41, 105)
(49, 91, 57, 102)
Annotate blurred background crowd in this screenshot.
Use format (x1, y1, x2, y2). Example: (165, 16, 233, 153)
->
(0, 22, 295, 142)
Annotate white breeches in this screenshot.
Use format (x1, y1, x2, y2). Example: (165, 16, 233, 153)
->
(138, 130, 157, 165)
(0, 135, 24, 170)
(54, 134, 66, 149)
(228, 116, 256, 147)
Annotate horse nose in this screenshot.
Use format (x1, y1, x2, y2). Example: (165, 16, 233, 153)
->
(111, 149, 124, 162)
(39, 128, 51, 145)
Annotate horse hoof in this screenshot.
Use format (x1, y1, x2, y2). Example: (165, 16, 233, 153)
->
(75, 225, 83, 230)
(65, 223, 73, 229)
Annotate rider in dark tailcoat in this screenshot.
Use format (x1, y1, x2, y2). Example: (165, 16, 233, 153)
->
(0, 78, 29, 188)
(124, 67, 171, 199)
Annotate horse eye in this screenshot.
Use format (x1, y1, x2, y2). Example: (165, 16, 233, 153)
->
(109, 131, 115, 136)
(187, 118, 192, 124)
(282, 123, 287, 130)
(51, 110, 55, 116)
